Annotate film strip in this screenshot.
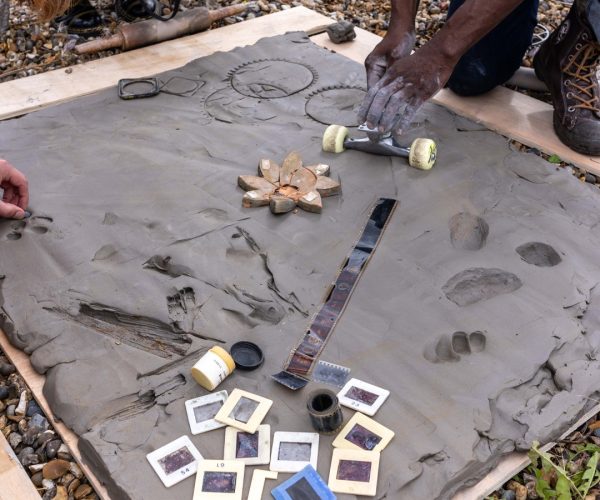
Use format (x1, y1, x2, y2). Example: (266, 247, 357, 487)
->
(272, 198, 398, 390)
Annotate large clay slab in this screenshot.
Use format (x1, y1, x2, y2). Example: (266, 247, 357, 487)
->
(2, 33, 600, 500)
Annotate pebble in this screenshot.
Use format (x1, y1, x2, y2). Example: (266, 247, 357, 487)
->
(43, 459, 71, 480)
(31, 413, 50, 431)
(69, 461, 83, 479)
(68, 478, 81, 494)
(18, 446, 35, 462)
(35, 430, 56, 449)
(593, 428, 600, 438)
(23, 426, 41, 446)
(30, 463, 47, 473)
(46, 439, 62, 459)
(0, 386, 9, 400)
(74, 484, 92, 499)
(27, 400, 43, 417)
(54, 485, 68, 500)
(8, 431, 22, 449)
(22, 453, 41, 467)
(32, 471, 44, 487)
(502, 490, 517, 500)
(0, 363, 15, 376)
(15, 390, 28, 415)
(506, 480, 528, 500)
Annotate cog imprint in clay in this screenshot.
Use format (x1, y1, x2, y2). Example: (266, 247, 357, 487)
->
(228, 59, 318, 98)
(305, 86, 366, 126)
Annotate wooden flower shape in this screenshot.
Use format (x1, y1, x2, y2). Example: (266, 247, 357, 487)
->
(238, 151, 341, 214)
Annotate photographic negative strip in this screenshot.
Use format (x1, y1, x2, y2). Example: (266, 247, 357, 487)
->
(185, 391, 228, 435)
(337, 378, 389, 416)
(224, 424, 270, 465)
(146, 435, 203, 488)
(328, 448, 380, 496)
(215, 388, 273, 433)
(271, 465, 335, 500)
(193, 460, 244, 500)
(332, 412, 394, 453)
(270, 432, 319, 473)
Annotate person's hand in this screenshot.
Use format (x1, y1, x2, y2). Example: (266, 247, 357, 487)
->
(364, 30, 416, 89)
(0, 160, 29, 219)
(358, 45, 455, 136)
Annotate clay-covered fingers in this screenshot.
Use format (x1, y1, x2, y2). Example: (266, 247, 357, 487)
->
(0, 160, 29, 210)
(365, 54, 388, 89)
(358, 81, 399, 130)
(0, 200, 26, 219)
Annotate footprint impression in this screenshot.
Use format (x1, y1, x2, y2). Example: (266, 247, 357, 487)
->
(424, 331, 487, 363)
(3, 215, 53, 241)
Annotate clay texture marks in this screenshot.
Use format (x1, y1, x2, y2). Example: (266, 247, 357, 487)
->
(46, 302, 193, 358)
(228, 59, 318, 98)
(442, 268, 523, 306)
(4, 33, 600, 500)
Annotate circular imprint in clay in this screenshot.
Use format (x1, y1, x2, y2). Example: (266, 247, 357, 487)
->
(229, 59, 317, 99)
(305, 86, 366, 127)
(204, 87, 284, 125)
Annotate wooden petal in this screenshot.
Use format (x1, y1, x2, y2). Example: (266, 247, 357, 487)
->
(290, 167, 317, 194)
(269, 195, 296, 214)
(315, 176, 341, 197)
(297, 190, 322, 213)
(258, 159, 280, 184)
(306, 164, 330, 177)
(242, 190, 271, 208)
(238, 175, 274, 192)
(280, 151, 302, 185)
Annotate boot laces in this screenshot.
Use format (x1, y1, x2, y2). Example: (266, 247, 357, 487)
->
(562, 37, 600, 113)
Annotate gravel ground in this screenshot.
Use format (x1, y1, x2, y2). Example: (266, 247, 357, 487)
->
(0, 352, 99, 499)
(0, 0, 573, 82)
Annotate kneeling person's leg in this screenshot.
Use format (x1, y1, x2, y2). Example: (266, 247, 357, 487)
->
(446, 0, 539, 96)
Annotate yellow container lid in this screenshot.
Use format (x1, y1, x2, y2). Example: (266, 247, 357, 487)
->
(210, 345, 236, 373)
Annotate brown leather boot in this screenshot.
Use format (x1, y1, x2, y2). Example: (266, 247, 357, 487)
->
(534, 0, 600, 156)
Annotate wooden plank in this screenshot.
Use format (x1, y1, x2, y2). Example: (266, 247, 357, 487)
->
(0, 7, 329, 121)
(454, 403, 600, 499)
(311, 31, 600, 175)
(0, 430, 41, 500)
(0, 331, 110, 500)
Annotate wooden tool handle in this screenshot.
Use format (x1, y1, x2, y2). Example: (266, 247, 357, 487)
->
(75, 32, 125, 55)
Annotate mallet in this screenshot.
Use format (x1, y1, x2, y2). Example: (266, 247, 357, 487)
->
(322, 124, 437, 170)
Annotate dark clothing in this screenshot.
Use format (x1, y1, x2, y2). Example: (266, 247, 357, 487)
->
(446, 0, 539, 96)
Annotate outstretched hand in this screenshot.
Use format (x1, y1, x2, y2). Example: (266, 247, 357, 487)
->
(0, 160, 29, 219)
(364, 30, 416, 89)
(359, 45, 455, 136)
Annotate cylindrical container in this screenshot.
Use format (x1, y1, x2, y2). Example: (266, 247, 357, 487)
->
(191, 346, 235, 391)
(307, 389, 344, 434)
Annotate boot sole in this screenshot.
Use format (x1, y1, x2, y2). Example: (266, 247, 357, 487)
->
(554, 113, 600, 156)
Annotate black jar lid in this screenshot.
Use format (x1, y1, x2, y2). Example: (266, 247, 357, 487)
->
(230, 341, 264, 370)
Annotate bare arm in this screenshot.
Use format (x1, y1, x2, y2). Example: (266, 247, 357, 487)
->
(360, 0, 528, 134)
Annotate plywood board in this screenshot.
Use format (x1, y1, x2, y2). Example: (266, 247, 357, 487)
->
(0, 7, 329, 121)
(0, 331, 109, 500)
(0, 430, 41, 500)
(0, 7, 599, 500)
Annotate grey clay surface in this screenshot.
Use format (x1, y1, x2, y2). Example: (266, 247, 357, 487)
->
(2, 33, 600, 499)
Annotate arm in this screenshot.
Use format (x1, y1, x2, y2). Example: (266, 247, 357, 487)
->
(0, 160, 29, 219)
(359, 0, 528, 135)
(364, 0, 419, 88)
